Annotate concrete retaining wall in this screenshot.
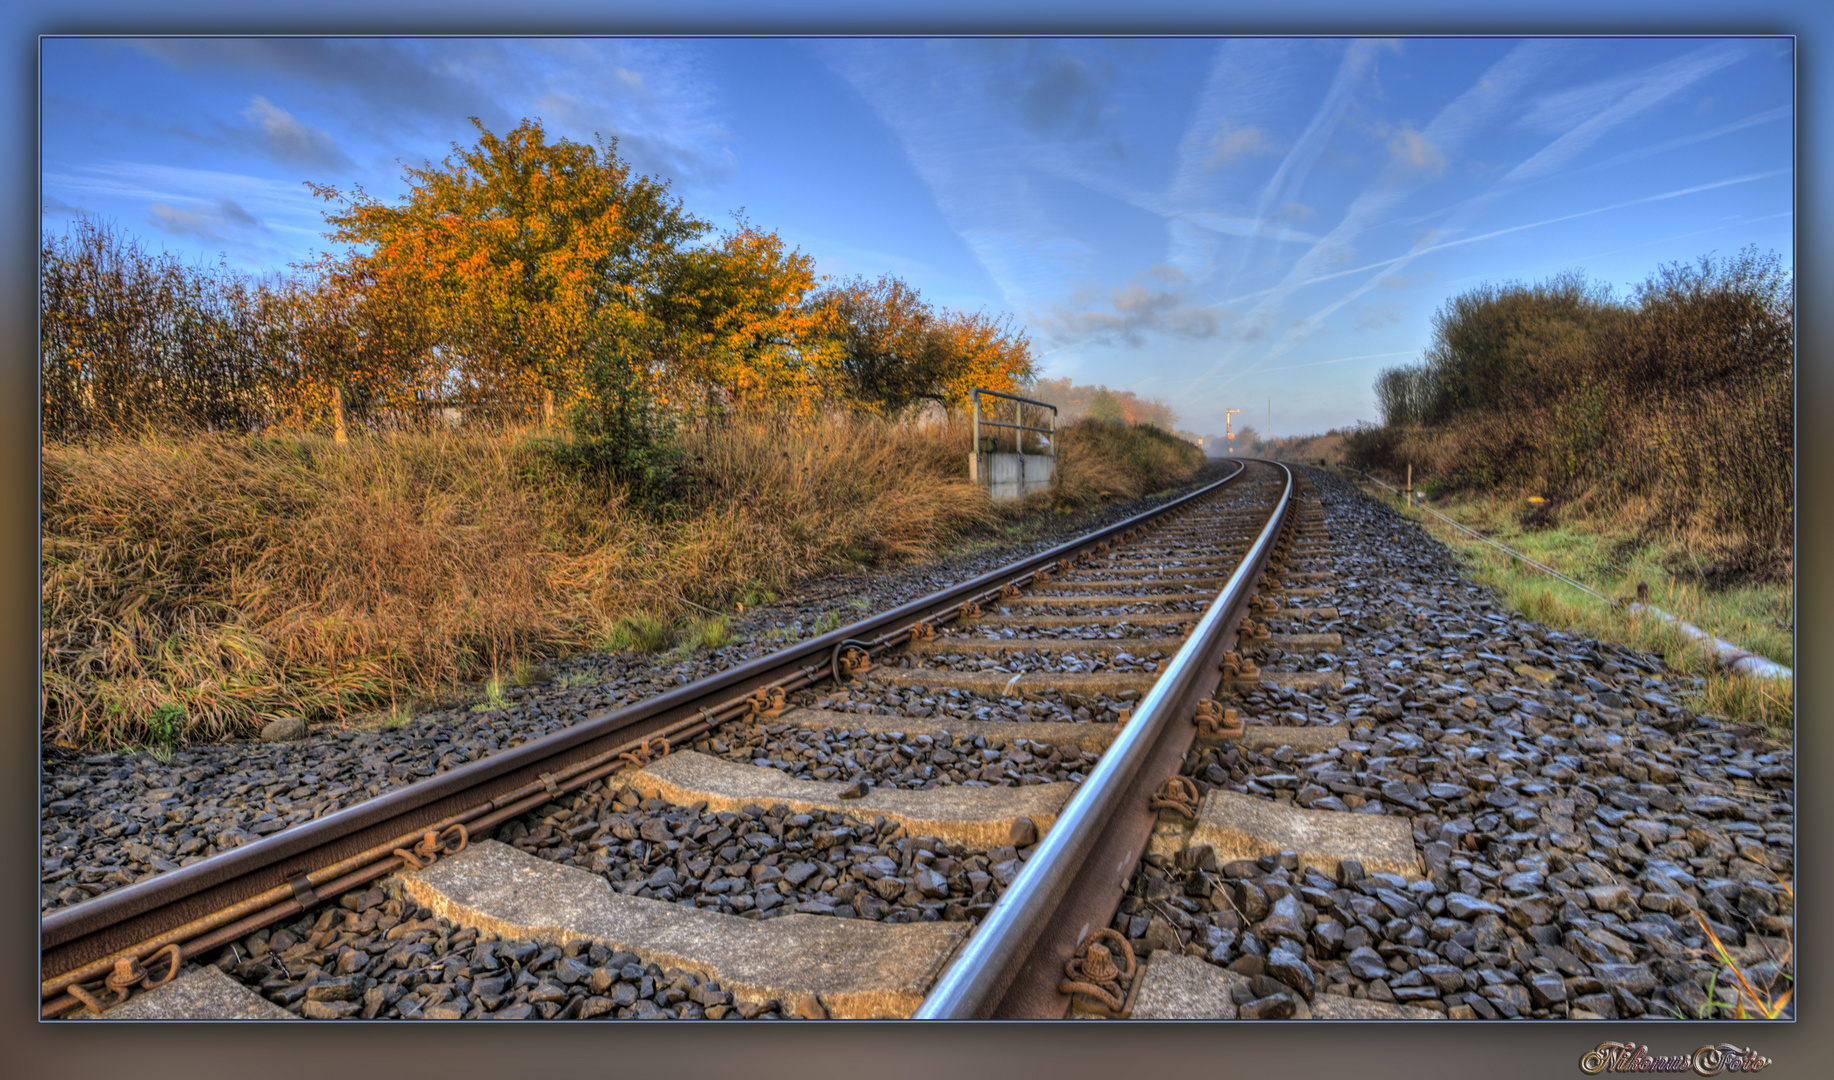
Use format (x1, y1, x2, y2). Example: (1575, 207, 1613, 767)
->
(968, 452, 1055, 502)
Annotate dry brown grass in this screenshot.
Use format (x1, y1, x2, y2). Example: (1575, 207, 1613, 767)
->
(1264, 431, 1348, 466)
(1343, 377, 1791, 579)
(1050, 418, 1205, 505)
(43, 413, 1210, 749)
(44, 432, 580, 747)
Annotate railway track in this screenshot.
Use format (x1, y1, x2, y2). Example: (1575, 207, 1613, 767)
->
(42, 459, 1793, 1021)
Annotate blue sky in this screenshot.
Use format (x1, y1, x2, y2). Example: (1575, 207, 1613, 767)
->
(39, 37, 1793, 438)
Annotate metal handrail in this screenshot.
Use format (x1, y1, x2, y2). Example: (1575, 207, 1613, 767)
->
(913, 460, 1295, 1018)
(970, 387, 1059, 414)
(970, 388, 1057, 451)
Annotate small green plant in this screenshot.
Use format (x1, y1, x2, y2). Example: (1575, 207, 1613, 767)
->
(598, 613, 673, 654)
(147, 703, 185, 753)
(812, 610, 845, 635)
(768, 623, 800, 642)
(847, 597, 871, 611)
(556, 671, 596, 690)
(693, 615, 733, 649)
(470, 675, 510, 714)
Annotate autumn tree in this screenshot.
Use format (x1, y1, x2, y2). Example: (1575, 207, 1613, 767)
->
(817, 276, 943, 415)
(1413, 270, 1621, 422)
(816, 275, 1036, 416)
(647, 219, 834, 414)
(928, 307, 1037, 409)
(310, 117, 709, 425)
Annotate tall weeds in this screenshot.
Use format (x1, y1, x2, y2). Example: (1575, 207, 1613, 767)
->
(42, 415, 991, 747)
(1052, 419, 1205, 503)
(43, 413, 1206, 748)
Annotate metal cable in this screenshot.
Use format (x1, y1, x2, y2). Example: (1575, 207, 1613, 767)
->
(1343, 468, 1790, 679)
(1350, 469, 1618, 606)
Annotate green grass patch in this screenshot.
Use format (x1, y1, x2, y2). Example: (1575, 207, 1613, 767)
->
(696, 615, 733, 649)
(147, 702, 185, 749)
(598, 613, 673, 654)
(469, 675, 511, 714)
(735, 586, 776, 610)
(1359, 479, 1793, 737)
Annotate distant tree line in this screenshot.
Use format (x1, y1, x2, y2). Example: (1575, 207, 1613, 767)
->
(1029, 377, 1180, 429)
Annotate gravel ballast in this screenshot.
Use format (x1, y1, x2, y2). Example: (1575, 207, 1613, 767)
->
(1102, 467, 1793, 1021)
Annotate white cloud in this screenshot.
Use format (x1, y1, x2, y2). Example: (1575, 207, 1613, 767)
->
(241, 96, 354, 172)
(1387, 127, 1446, 175)
(1504, 42, 1751, 183)
(1206, 122, 1274, 169)
(1033, 266, 1237, 346)
(146, 196, 268, 245)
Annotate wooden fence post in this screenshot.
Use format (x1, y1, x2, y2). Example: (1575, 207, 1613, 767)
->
(333, 382, 349, 444)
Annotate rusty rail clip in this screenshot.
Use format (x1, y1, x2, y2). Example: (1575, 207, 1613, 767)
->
(958, 600, 981, 620)
(1218, 652, 1260, 680)
(1060, 928, 1137, 1013)
(67, 942, 183, 1014)
(831, 638, 877, 681)
(907, 622, 936, 643)
(1149, 775, 1201, 820)
(617, 736, 671, 771)
(1001, 582, 1022, 599)
(1192, 700, 1243, 738)
(394, 822, 469, 871)
(747, 685, 788, 718)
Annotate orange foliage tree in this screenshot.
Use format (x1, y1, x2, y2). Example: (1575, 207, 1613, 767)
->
(648, 219, 835, 415)
(815, 274, 1035, 416)
(309, 117, 709, 423)
(44, 117, 1045, 447)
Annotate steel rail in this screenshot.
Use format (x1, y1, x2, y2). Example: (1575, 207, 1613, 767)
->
(913, 459, 1295, 1019)
(41, 459, 1248, 1009)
